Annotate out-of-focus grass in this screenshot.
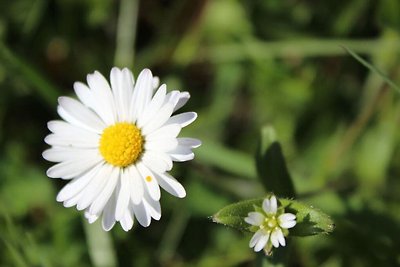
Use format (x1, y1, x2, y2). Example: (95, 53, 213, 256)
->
(1, 0, 400, 266)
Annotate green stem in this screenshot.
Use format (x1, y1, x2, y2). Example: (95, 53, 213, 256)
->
(84, 1, 141, 266)
(114, 0, 139, 68)
(83, 220, 117, 267)
(206, 38, 392, 63)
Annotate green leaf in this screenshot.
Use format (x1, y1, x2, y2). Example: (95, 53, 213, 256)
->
(212, 197, 334, 237)
(256, 126, 295, 197)
(0, 43, 60, 106)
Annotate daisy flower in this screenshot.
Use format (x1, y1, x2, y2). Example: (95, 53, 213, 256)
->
(43, 67, 200, 231)
(245, 195, 296, 254)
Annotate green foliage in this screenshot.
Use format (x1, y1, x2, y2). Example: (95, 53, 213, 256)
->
(212, 198, 334, 237)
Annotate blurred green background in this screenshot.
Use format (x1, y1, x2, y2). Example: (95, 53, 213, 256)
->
(1, 0, 400, 266)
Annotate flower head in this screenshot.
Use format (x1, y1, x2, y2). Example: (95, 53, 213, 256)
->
(245, 195, 296, 254)
(43, 68, 200, 231)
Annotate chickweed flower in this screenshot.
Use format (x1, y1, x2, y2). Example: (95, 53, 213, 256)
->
(43, 67, 200, 231)
(245, 195, 296, 254)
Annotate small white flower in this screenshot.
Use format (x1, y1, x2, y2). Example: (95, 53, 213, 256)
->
(43, 67, 200, 231)
(245, 195, 296, 254)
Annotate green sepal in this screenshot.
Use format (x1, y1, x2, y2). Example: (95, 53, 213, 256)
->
(212, 197, 334, 236)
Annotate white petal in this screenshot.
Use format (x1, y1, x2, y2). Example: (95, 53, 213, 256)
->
(145, 124, 181, 141)
(85, 211, 99, 224)
(174, 91, 190, 112)
(278, 213, 296, 222)
(132, 200, 151, 227)
(136, 162, 161, 201)
(46, 155, 103, 179)
(86, 71, 117, 125)
(76, 164, 112, 210)
(43, 148, 98, 163)
(169, 146, 194, 162)
(152, 76, 160, 90)
(115, 169, 131, 221)
(269, 196, 278, 214)
(166, 112, 197, 127)
(154, 172, 186, 198)
(44, 134, 99, 149)
(276, 228, 286, 246)
(262, 198, 270, 212)
(141, 103, 174, 135)
(263, 196, 277, 214)
(110, 67, 134, 122)
(143, 192, 161, 220)
(120, 209, 134, 231)
(74, 82, 95, 109)
(102, 191, 117, 231)
(46, 120, 99, 148)
(270, 229, 280, 248)
(249, 230, 263, 248)
(130, 69, 153, 122)
(47, 120, 100, 140)
(166, 91, 190, 112)
(145, 138, 178, 152)
(57, 97, 105, 133)
(254, 233, 269, 252)
(126, 165, 144, 205)
(244, 212, 265, 226)
(89, 167, 119, 215)
(142, 151, 172, 173)
(74, 81, 110, 124)
(63, 189, 85, 207)
(137, 84, 167, 127)
(278, 213, 296, 229)
(56, 163, 103, 202)
(177, 138, 202, 148)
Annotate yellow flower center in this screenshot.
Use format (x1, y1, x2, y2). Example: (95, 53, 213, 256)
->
(262, 216, 278, 231)
(99, 123, 144, 167)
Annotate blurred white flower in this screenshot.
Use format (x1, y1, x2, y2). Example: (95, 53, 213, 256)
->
(245, 195, 296, 254)
(43, 67, 200, 231)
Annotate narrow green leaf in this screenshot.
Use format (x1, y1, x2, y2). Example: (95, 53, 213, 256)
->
(212, 198, 334, 237)
(196, 138, 257, 179)
(0, 42, 60, 106)
(256, 126, 295, 197)
(343, 45, 400, 93)
(3, 239, 29, 267)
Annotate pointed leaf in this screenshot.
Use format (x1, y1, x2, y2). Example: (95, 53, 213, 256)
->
(256, 126, 295, 197)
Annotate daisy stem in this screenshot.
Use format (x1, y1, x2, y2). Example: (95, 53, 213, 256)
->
(114, 0, 139, 69)
(83, 220, 117, 267)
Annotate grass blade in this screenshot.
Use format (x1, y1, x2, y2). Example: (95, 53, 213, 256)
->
(343, 45, 400, 93)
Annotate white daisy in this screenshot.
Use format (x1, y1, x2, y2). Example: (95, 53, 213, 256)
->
(43, 67, 200, 231)
(245, 195, 296, 254)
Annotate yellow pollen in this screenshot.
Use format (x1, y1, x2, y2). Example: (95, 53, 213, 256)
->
(146, 176, 152, 182)
(99, 122, 143, 167)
